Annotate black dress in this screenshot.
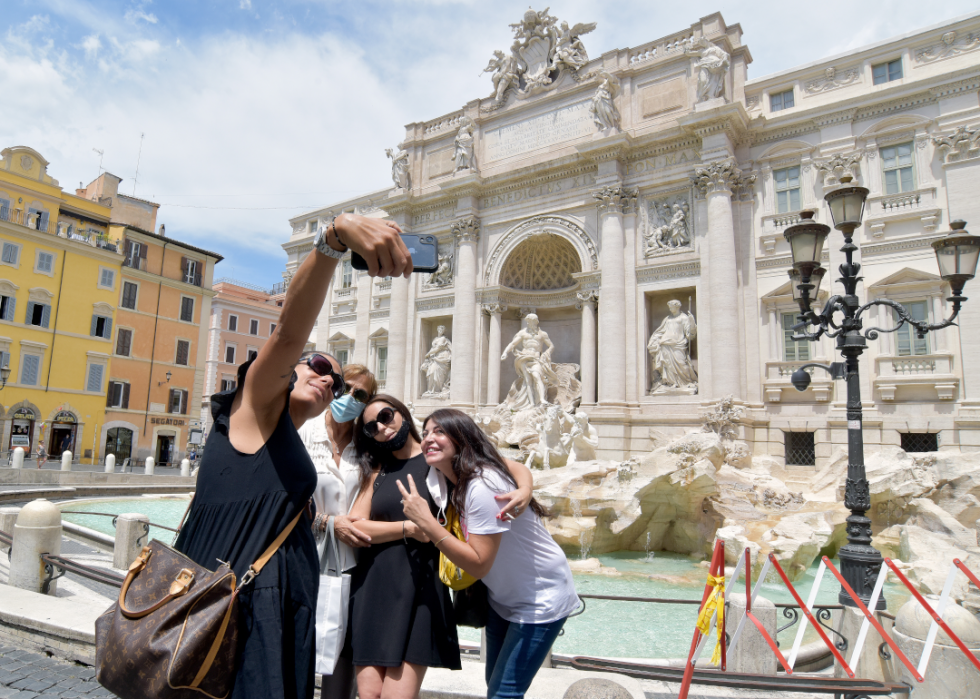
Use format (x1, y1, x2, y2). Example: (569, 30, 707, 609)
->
(346, 453, 460, 670)
(175, 363, 319, 699)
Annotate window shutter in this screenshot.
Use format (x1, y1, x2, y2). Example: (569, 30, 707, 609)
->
(181, 257, 188, 280)
(23, 355, 39, 385)
(91, 315, 99, 336)
(124, 239, 133, 262)
(0, 351, 8, 369)
(40, 304, 51, 328)
(39, 211, 49, 232)
(168, 388, 177, 413)
(106, 382, 116, 407)
(122, 382, 130, 409)
(87, 364, 104, 392)
(103, 317, 112, 339)
(25, 301, 35, 324)
(181, 390, 188, 415)
(3, 297, 14, 321)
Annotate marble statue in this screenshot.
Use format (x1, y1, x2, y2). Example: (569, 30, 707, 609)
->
(501, 313, 559, 409)
(405, 402, 425, 433)
(685, 37, 730, 103)
(483, 50, 521, 104)
(550, 21, 594, 72)
(452, 117, 476, 172)
(589, 72, 621, 131)
(525, 405, 570, 470)
(421, 326, 452, 397)
(644, 201, 690, 255)
(425, 251, 454, 288)
(563, 409, 599, 465)
(385, 147, 410, 190)
(648, 300, 698, 393)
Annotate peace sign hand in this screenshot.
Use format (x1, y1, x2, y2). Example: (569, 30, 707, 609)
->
(396, 474, 437, 538)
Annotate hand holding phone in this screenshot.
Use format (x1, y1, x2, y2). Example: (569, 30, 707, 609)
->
(334, 215, 413, 278)
(351, 233, 439, 274)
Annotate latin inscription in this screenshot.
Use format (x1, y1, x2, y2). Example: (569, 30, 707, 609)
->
(627, 148, 700, 176)
(413, 206, 458, 227)
(481, 173, 597, 210)
(485, 100, 594, 161)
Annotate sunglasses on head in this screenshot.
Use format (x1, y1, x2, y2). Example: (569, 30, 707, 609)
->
(363, 407, 396, 438)
(346, 386, 371, 404)
(298, 355, 346, 400)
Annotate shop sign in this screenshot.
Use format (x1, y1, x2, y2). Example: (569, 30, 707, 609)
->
(13, 409, 35, 421)
(10, 435, 30, 447)
(54, 411, 76, 423)
(151, 417, 185, 426)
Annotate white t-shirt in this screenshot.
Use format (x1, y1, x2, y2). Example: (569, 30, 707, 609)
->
(464, 469, 579, 624)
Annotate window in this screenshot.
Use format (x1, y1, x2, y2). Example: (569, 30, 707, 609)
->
(35, 250, 54, 274)
(91, 314, 113, 339)
(900, 432, 939, 453)
(27, 208, 49, 232)
(872, 58, 902, 85)
(228, 315, 238, 332)
(774, 166, 801, 214)
(785, 432, 816, 466)
(26, 302, 51, 328)
(270, 323, 277, 335)
(770, 89, 794, 112)
(0, 294, 15, 321)
(249, 319, 259, 335)
(20, 353, 41, 386)
(881, 143, 914, 194)
(220, 377, 237, 392)
(895, 301, 930, 356)
(120, 281, 138, 309)
(377, 346, 388, 382)
(182, 257, 202, 286)
(106, 381, 130, 409)
(1, 242, 20, 266)
(124, 240, 146, 270)
(225, 344, 236, 364)
(168, 388, 188, 415)
(336, 349, 348, 367)
(98, 267, 115, 290)
(180, 297, 194, 322)
(86, 363, 105, 392)
(0, 351, 8, 371)
(115, 328, 132, 356)
(782, 312, 810, 362)
(247, 349, 258, 362)
(341, 260, 353, 289)
(175, 340, 190, 366)
(0, 198, 9, 221)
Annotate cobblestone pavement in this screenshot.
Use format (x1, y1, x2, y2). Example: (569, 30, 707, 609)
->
(0, 645, 117, 699)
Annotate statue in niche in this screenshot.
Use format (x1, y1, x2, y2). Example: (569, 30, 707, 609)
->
(500, 313, 559, 409)
(425, 250, 454, 288)
(482, 49, 521, 104)
(685, 37, 730, 103)
(385, 146, 410, 190)
(563, 409, 599, 465)
(647, 299, 698, 394)
(589, 72, 621, 131)
(452, 117, 476, 172)
(643, 200, 691, 256)
(421, 326, 452, 397)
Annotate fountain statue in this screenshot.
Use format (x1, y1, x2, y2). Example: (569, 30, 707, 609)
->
(525, 405, 570, 470)
(500, 313, 558, 409)
(564, 409, 599, 465)
(648, 299, 698, 394)
(420, 326, 452, 397)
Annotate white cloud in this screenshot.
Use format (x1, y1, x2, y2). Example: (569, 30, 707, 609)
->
(125, 10, 159, 25)
(239, 0, 252, 10)
(81, 34, 102, 58)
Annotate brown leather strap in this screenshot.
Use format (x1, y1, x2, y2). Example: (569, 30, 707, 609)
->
(190, 595, 237, 688)
(242, 510, 305, 583)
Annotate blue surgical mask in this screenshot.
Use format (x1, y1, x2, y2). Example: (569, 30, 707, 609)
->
(331, 393, 366, 423)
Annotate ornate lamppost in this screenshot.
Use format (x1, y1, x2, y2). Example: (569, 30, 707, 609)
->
(784, 176, 980, 608)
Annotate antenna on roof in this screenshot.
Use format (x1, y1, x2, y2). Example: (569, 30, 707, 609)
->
(133, 132, 144, 196)
(92, 148, 104, 184)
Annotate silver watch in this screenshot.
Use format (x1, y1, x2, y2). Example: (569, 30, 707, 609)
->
(314, 219, 346, 259)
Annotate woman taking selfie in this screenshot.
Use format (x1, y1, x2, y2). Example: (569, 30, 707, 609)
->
(398, 409, 579, 699)
(173, 214, 412, 699)
(345, 396, 533, 699)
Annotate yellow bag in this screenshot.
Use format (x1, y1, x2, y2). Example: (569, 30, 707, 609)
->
(438, 505, 477, 591)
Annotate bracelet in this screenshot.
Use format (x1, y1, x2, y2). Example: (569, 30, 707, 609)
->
(402, 520, 407, 543)
(435, 535, 450, 547)
(330, 216, 348, 251)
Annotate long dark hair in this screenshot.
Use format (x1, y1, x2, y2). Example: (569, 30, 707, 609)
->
(352, 394, 421, 486)
(423, 409, 547, 519)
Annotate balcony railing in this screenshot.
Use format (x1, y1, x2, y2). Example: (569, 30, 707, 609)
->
(763, 360, 833, 403)
(874, 352, 958, 401)
(270, 282, 287, 295)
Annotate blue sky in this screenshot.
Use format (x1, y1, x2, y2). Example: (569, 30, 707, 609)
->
(2, 1, 977, 288)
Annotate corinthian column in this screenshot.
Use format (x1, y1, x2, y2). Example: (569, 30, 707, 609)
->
(450, 217, 479, 407)
(387, 275, 410, 399)
(483, 304, 507, 405)
(692, 160, 746, 399)
(593, 185, 635, 406)
(576, 290, 599, 405)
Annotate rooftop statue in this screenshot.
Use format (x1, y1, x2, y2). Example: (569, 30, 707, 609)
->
(452, 117, 476, 173)
(590, 72, 621, 131)
(385, 146, 410, 190)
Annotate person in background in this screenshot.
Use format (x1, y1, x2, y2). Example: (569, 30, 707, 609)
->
(298, 362, 378, 699)
(399, 409, 579, 699)
(173, 214, 413, 699)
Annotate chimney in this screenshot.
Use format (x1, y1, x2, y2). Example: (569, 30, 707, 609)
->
(158, 223, 166, 237)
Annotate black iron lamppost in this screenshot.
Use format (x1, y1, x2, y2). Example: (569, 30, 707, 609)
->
(0, 364, 9, 390)
(784, 176, 980, 609)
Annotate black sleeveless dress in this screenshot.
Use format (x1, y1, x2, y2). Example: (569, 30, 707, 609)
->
(175, 362, 319, 699)
(346, 453, 460, 669)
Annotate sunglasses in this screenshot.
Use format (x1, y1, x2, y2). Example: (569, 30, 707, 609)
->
(298, 355, 346, 400)
(363, 407, 397, 438)
(346, 386, 371, 403)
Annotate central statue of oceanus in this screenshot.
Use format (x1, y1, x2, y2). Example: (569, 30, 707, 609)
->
(500, 313, 559, 408)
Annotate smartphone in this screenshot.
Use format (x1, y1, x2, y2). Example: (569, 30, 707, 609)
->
(350, 234, 439, 273)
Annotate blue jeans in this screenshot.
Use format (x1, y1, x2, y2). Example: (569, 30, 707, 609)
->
(484, 606, 567, 699)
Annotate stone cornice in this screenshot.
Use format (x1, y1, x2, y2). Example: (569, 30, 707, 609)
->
(635, 259, 701, 284)
(861, 234, 946, 258)
(415, 294, 455, 312)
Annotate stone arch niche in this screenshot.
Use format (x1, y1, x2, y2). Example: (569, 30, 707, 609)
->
(485, 215, 597, 287)
(499, 233, 582, 291)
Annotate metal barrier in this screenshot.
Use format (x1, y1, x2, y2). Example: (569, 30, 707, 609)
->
(39, 552, 124, 593)
(60, 510, 178, 533)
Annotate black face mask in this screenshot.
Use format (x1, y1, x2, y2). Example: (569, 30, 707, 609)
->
(369, 419, 411, 454)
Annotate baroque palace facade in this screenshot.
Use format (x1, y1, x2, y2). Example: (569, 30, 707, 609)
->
(282, 10, 980, 465)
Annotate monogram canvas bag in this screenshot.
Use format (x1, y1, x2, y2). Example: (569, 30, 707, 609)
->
(95, 510, 303, 699)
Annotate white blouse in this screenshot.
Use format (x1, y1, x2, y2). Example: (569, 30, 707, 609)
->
(297, 411, 362, 572)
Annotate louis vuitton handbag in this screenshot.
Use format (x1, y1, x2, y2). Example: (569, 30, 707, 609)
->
(94, 510, 303, 699)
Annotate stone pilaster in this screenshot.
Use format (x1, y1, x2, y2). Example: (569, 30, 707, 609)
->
(483, 304, 507, 406)
(385, 210, 411, 400)
(576, 290, 599, 405)
(352, 270, 373, 365)
(450, 216, 480, 407)
(692, 160, 744, 400)
(621, 190, 639, 403)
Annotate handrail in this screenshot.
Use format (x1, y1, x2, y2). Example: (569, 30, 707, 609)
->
(40, 552, 124, 590)
(60, 510, 179, 533)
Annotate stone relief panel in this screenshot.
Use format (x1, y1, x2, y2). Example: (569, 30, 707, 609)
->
(423, 239, 455, 290)
(914, 31, 980, 64)
(803, 66, 860, 94)
(640, 189, 694, 258)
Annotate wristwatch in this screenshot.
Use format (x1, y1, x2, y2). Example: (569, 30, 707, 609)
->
(314, 217, 347, 259)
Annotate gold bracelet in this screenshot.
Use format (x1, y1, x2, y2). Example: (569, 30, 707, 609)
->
(435, 535, 451, 546)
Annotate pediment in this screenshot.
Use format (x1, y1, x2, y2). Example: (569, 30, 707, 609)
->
(93, 302, 114, 315)
(0, 280, 19, 295)
(368, 328, 388, 339)
(762, 280, 795, 299)
(327, 331, 352, 342)
(868, 268, 942, 289)
(757, 139, 816, 161)
(858, 114, 933, 140)
(28, 287, 54, 303)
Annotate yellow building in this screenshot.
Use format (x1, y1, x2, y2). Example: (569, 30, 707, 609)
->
(0, 146, 123, 463)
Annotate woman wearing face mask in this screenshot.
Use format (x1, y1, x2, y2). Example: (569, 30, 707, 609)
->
(345, 396, 535, 699)
(172, 214, 414, 699)
(298, 363, 377, 699)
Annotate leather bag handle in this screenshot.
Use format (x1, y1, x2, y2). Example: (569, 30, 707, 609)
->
(117, 550, 196, 618)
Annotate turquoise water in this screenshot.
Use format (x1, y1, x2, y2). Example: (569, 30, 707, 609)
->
(60, 498, 910, 659)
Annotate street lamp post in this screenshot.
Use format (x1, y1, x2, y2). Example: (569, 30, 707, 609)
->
(784, 176, 980, 609)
